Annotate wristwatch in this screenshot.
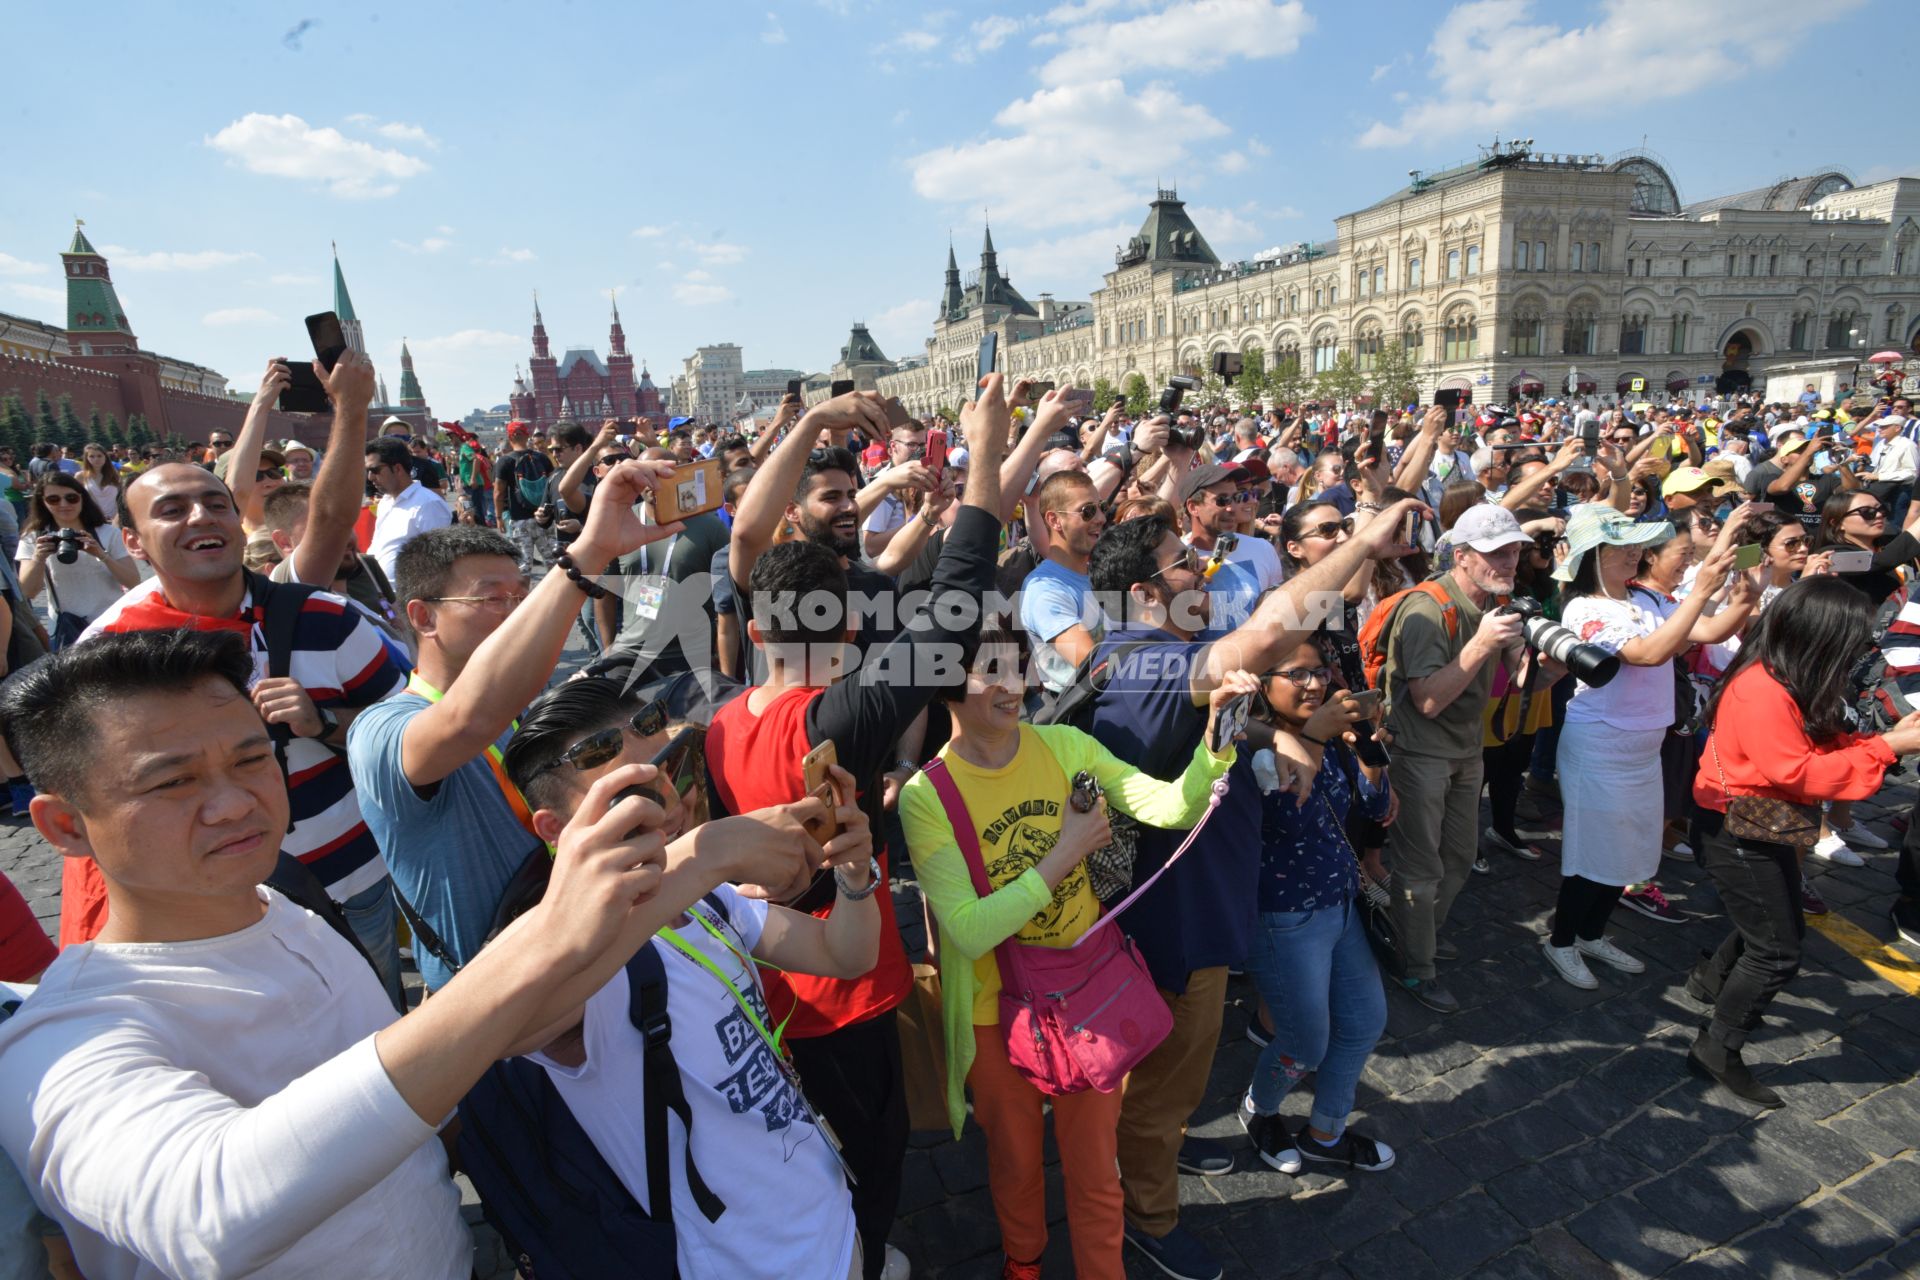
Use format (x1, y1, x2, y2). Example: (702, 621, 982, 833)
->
(889, 758, 920, 778)
(834, 856, 883, 900)
(309, 705, 339, 740)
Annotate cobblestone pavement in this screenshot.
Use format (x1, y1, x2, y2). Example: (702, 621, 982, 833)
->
(5, 766, 1917, 1278)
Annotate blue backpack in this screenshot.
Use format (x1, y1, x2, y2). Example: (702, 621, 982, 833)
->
(456, 895, 732, 1279)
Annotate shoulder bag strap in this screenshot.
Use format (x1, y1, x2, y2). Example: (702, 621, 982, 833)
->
(1073, 772, 1229, 946)
(922, 757, 1025, 998)
(623, 945, 726, 1224)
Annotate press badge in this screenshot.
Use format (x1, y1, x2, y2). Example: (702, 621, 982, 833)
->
(630, 579, 667, 625)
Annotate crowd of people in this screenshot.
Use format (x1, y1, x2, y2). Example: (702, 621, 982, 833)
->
(0, 346, 1914, 1280)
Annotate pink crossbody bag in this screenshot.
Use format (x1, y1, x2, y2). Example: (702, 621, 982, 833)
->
(923, 756, 1229, 1096)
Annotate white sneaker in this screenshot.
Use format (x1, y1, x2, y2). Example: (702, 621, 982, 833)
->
(1575, 935, 1646, 974)
(1813, 834, 1866, 867)
(1662, 840, 1694, 862)
(880, 1243, 911, 1280)
(1840, 822, 1889, 850)
(1541, 938, 1599, 989)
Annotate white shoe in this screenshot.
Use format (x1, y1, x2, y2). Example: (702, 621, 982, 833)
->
(1541, 938, 1598, 989)
(1813, 834, 1866, 867)
(880, 1244, 911, 1280)
(1840, 822, 1889, 850)
(1575, 935, 1646, 974)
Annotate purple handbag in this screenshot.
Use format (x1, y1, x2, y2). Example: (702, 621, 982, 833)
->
(923, 757, 1226, 1096)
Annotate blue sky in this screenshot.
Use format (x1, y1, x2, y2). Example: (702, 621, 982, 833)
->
(2, 0, 1910, 417)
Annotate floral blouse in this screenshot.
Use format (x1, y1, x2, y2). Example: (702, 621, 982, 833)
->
(1256, 742, 1390, 914)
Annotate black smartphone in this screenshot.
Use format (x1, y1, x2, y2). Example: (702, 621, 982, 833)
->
(1580, 419, 1600, 458)
(1210, 693, 1251, 754)
(1434, 388, 1462, 412)
(305, 311, 347, 372)
(624, 727, 705, 822)
(830, 379, 855, 397)
(977, 332, 998, 381)
(785, 378, 803, 397)
(276, 360, 330, 413)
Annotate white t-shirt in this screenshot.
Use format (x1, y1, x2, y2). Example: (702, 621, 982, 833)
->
(1226, 533, 1285, 593)
(0, 890, 468, 1280)
(16, 523, 130, 621)
(533, 886, 856, 1280)
(862, 493, 907, 540)
(1560, 593, 1674, 731)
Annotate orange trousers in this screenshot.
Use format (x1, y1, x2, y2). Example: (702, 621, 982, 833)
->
(967, 1024, 1126, 1280)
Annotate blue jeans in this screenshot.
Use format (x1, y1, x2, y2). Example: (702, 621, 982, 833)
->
(1242, 897, 1386, 1139)
(463, 485, 494, 525)
(339, 876, 405, 1013)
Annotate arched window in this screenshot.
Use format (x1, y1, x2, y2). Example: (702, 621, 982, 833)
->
(1402, 320, 1424, 357)
(1447, 249, 1460, 280)
(1670, 314, 1690, 354)
(1407, 256, 1423, 287)
(1887, 306, 1905, 342)
(1314, 287, 1323, 308)
(1619, 314, 1646, 355)
(1373, 266, 1384, 294)
(1514, 241, 1529, 271)
(1443, 309, 1478, 361)
(1826, 309, 1856, 350)
(1571, 243, 1584, 271)
(1534, 241, 1548, 270)
(1329, 285, 1338, 305)
(1788, 313, 1811, 351)
(1312, 332, 1337, 373)
(1275, 338, 1300, 373)
(1511, 308, 1544, 357)
(1563, 306, 1597, 356)
(1357, 324, 1383, 371)
(1466, 246, 1480, 275)
(1288, 289, 1299, 312)
(1588, 243, 1602, 270)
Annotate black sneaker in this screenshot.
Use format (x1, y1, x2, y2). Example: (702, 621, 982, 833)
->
(1400, 976, 1460, 1014)
(1123, 1223, 1224, 1280)
(1238, 1093, 1302, 1173)
(1297, 1128, 1397, 1172)
(1176, 1135, 1234, 1177)
(1893, 897, 1920, 948)
(1433, 938, 1460, 962)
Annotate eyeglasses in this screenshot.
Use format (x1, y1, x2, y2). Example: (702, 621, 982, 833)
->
(1231, 489, 1261, 503)
(42, 492, 80, 506)
(423, 586, 531, 612)
(1265, 666, 1334, 688)
(1055, 501, 1103, 522)
(1299, 517, 1353, 540)
(1776, 537, 1809, 552)
(1151, 547, 1202, 580)
(1846, 504, 1887, 520)
(533, 703, 670, 779)
(1198, 493, 1237, 509)
(255, 470, 279, 483)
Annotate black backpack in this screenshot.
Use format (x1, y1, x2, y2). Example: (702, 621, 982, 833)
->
(1028, 637, 1158, 731)
(456, 895, 734, 1280)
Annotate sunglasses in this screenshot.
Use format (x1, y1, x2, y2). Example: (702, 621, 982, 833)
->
(1299, 517, 1354, 540)
(1265, 666, 1334, 688)
(1056, 501, 1104, 522)
(1230, 489, 1261, 503)
(1776, 537, 1809, 552)
(534, 702, 669, 779)
(1846, 504, 1887, 520)
(42, 492, 81, 506)
(1151, 547, 1203, 580)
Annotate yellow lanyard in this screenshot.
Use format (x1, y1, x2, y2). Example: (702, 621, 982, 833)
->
(404, 674, 544, 846)
(657, 906, 793, 1064)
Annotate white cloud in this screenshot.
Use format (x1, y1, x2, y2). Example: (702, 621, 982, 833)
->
(673, 270, 734, 306)
(996, 223, 1134, 291)
(482, 247, 537, 265)
(6, 283, 64, 305)
(268, 272, 321, 286)
(972, 14, 1022, 50)
(1187, 204, 1262, 246)
(205, 112, 430, 198)
(909, 79, 1228, 229)
(407, 329, 521, 355)
(376, 121, 437, 147)
(892, 108, 910, 126)
(0, 253, 47, 277)
(762, 12, 788, 42)
(688, 240, 749, 266)
(204, 307, 277, 327)
(877, 10, 954, 55)
(98, 246, 259, 271)
(631, 225, 669, 239)
(1358, 0, 1866, 148)
(1247, 138, 1272, 158)
(870, 298, 935, 357)
(1217, 151, 1249, 174)
(393, 235, 452, 254)
(1038, 0, 1312, 86)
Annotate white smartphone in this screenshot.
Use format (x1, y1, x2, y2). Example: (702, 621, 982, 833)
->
(1828, 548, 1873, 574)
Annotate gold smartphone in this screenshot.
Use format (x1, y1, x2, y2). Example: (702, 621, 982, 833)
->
(653, 458, 724, 522)
(800, 739, 840, 842)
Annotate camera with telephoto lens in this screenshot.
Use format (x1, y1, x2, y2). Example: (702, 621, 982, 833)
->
(1498, 596, 1619, 686)
(54, 530, 82, 565)
(1159, 374, 1201, 416)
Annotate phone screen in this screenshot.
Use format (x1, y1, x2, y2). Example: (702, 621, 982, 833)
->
(786, 378, 803, 397)
(305, 311, 348, 372)
(830, 379, 855, 398)
(1210, 694, 1251, 754)
(977, 333, 998, 381)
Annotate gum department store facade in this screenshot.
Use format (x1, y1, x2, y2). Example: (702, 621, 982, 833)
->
(840, 146, 1920, 417)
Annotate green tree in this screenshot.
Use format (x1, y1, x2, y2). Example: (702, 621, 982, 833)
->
(103, 413, 124, 448)
(56, 394, 86, 454)
(1091, 376, 1118, 413)
(87, 410, 105, 447)
(1316, 350, 1366, 409)
(35, 390, 58, 442)
(128, 414, 153, 449)
(0, 394, 32, 459)
(1367, 337, 1422, 411)
(1266, 355, 1309, 411)
(1235, 348, 1266, 414)
(1122, 372, 1151, 416)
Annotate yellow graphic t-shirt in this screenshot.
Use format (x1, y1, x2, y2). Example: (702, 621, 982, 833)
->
(934, 728, 1102, 1023)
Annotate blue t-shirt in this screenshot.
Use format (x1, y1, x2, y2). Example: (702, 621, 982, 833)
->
(1087, 623, 1262, 993)
(1258, 745, 1389, 914)
(1018, 558, 1103, 693)
(1192, 547, 1262, 638)
(346, 693, 535, 991)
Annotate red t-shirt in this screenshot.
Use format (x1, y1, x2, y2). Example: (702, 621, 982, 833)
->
(707, 685, 911, 1039)
(0, 873, 54, 982)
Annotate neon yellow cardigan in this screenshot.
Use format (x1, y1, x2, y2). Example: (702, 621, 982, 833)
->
(899, 721, 1235, 1136)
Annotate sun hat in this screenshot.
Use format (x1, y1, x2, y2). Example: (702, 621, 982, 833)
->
(1661, 465, 1742, 500)
(1449, 503, 1534, 553)
(1553, 503, 1675, 582)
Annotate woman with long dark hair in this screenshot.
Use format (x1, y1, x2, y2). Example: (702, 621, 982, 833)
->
(16, 473, 140, 648)
(1812, 487, 1920, 616)
(1689, 577, 1920, 1106)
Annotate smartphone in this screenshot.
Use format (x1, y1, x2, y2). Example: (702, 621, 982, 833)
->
(977, 332, 998, 381)
(923, 428, 948, 477)
(1210, 693, 1251, 754)
(1745, 501, 1773, 513)
(1349, 688, 1383, 715)
(1828, 548, 1874, 574)
(621, 726, 704, 823)
(1435, 388, 1462, 412)
(1367, 424, 1386, 466)
(1733, 542, 1764, 572)
(882, 396, 914, 431)
(1580, 420, 1600, 458)
(1399, 511, 1419, 547)
(1061, 388, 1096, 415)
(276, 360, 330, 413)
(1029, 380, 1056, 403)
(786, 378, 803, 397)
(651, 457, 724, 522)
(305, 311, 347, 372)
(800, 739, 839, 842)
(830, 379, 855, 398)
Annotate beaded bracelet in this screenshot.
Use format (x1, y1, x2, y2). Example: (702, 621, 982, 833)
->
(556, 552, 610, 599)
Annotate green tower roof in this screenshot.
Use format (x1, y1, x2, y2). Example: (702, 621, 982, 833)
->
(67, 224, 100, 256)
(63, 223, 133, 340)
(332, 247, 358, 322)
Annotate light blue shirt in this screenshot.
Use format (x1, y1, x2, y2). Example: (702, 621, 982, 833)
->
(1019, 557, 1104, 693)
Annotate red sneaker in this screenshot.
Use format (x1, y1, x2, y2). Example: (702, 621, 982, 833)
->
(1001, 1256, 1043, 1280)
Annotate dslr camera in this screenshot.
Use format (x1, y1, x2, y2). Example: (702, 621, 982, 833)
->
(1498, 596, 1619, 686)
(54, 529, 84, 565)
(1158, 374, 1201, 416)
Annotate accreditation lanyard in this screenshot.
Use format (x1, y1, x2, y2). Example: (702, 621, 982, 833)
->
(657, 906, 793, 1069)
(404, 674, 543, 843)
